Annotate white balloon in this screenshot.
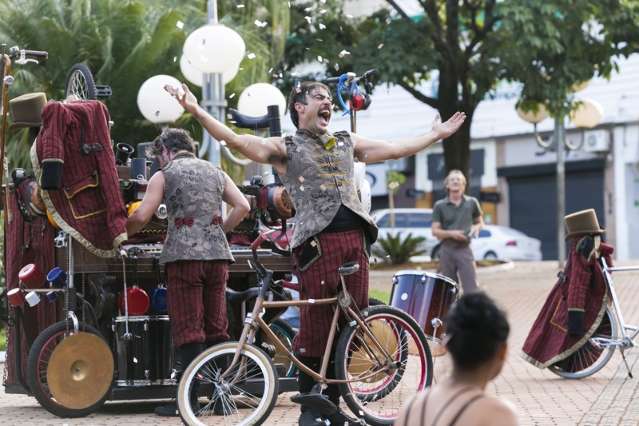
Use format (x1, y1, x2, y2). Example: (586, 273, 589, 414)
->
(571, 98, 604, 129)
(183, 24, 245, 74)
(237, 83, 286, 117)
(180, 55, 240, 87)
(137, 75, 184, 123)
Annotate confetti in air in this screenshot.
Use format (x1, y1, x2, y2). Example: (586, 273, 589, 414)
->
(236, 4, 245, 8)
(176, 20, 184, 29)
(172, 56, 177, 62)
(299, 185, 305, 191)
(319, 23, 326, 30)
(378, 43, 385, 49)
(229, 93, 236, 99)
(247, 53, 256, 60)
(254, 19, 268, 28)
(304, 16, 312, 24)
(317, 55, 324, 63)
(338, 50, 351, 58)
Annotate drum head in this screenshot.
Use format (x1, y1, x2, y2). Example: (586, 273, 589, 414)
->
(348, 320, 399, 381)
(47, 332, 114, 409)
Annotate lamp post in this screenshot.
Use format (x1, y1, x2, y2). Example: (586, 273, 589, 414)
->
(517, 97, 603, 266)
(182, 0, 245, 167)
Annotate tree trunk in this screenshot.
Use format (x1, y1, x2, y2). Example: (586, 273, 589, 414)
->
(441, 107, 474, 185)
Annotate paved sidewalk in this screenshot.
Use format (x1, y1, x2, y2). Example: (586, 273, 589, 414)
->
(3, 260, 639, 425)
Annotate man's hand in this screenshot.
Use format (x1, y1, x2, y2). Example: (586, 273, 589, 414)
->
(432, 112, 466, 140)
(448, 230, 469, 242)
(469, 223, 482, 238)
(165, 83, 199, 114)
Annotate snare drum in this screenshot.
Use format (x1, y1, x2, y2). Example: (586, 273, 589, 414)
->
(390, 271, 458, 339)
(114, 315, 174, 386)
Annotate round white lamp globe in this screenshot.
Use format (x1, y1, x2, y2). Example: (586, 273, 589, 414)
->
(516, 102, 549, 124)
(237, 83, 286, 117)
(571, 98, 604, 128)
(183, 24, 245, 74)
(180, 55, 239, 87)
(137, 75, 184, 123)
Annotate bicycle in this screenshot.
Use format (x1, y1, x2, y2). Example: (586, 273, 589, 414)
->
(176, 239, 433, 425)
(548, 248, 639, 379)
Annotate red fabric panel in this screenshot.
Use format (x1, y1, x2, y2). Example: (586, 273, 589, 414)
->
(292, 230, 369, 357)
(165, 260, 229, 347)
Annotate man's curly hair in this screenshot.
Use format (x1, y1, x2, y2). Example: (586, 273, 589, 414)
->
(287, 81, 331, 128)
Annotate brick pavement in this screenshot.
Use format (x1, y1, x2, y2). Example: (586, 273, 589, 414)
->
(3, 260, 639, 425)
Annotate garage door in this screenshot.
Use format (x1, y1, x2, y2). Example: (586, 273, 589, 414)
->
(499, 160, 605, 260)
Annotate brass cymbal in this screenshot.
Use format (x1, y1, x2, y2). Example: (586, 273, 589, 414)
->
(47, 332, 114, 409)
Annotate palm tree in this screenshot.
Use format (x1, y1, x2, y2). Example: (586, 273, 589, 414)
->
(0, 0, 290, 175)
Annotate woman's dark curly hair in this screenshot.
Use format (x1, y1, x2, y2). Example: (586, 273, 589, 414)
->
(445, 292, 510, 371)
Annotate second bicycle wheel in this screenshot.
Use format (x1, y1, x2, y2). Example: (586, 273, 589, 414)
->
(64, 63, 97, 100)
(335, 305, 433, 426)
(178, 341, 278, 426)
(548, 307, 618, 379)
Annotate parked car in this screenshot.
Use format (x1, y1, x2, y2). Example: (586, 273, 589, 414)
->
(370, 208, 439, 259)
(431, 224, 542, 261)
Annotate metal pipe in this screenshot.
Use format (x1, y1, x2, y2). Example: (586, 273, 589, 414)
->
(556, 117, 566, 267)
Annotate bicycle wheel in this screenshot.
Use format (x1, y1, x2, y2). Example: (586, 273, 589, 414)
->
(178, 342, 278, 426)
(548, 307, 618, 379)
(335, 305, 433, 426)
(257, 319, 297, 378)
(65, 63, 97, 100)
(26, 320, 111, 417)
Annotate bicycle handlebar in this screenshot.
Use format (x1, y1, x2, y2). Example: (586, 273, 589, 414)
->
(6, 46, 48, 64)
(324, 69, 376, 84)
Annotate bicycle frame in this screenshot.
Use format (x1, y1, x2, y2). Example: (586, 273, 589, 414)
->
(224, 266, 398, 386)
(599, 257, 639, 349)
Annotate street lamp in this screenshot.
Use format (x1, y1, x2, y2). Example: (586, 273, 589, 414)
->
(517, 94, 604, 266)
(182, 0, 246, 167)
(179, 55, 239, 87)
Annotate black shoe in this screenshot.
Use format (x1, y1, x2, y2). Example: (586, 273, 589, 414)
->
(154, 402, 179, 417)
(299, 408, 326, 426)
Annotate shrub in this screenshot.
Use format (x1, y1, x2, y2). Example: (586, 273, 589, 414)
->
(373, 232, 426, 265)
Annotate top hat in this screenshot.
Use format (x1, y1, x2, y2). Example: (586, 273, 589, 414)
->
(564, 208, 605, 239)
(9, 92, 47, 128)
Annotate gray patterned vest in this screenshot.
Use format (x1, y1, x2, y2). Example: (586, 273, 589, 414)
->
(159, 152, 233, 264)
(281, 129, 378, 248)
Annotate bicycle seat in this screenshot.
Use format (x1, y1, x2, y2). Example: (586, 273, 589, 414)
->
(338, 261, 360, 276)
(225, 287, 260, 303)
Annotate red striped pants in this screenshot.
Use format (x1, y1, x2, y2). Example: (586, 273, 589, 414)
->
(292, 230, 369, 357)
(165, 260, 230, 347)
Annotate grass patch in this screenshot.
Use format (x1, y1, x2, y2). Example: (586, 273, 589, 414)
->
(0, 326, 6, 352)
(369, 288, 390, 304)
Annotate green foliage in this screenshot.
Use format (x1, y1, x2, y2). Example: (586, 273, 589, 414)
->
(0, 0, 291, 179)
(0, 327, 6, 352)
(386, 170, 406, 193)
(280, 0, 639, 177)
(373, 232, 426, 265)
(369, 288, 390, 304)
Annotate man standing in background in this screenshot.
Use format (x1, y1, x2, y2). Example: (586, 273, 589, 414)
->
(432, 169, 484, 293)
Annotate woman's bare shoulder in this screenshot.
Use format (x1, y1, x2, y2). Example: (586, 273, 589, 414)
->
(476, 396, 518, 425)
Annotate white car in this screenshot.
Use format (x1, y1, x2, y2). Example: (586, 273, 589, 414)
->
(470, 225, 542, 261)
(431, 224, 542, 261)
(370, 208, 439, 258)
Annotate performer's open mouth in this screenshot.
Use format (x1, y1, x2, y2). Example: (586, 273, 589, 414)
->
(318, 109, 331, 126)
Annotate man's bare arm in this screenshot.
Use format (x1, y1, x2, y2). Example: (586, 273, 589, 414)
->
(126, 171, 164, 237)
(221, 173, 251, 234)
(432, 221, 468, 242)
(166, 83, 286, 166)
(352, 112, 466, 163)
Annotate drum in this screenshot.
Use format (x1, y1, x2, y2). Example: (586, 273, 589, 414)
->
(390, 271, 458, 339)
(114, 315, 174, 386)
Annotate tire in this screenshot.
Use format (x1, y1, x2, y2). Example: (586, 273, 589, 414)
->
(65, 63, 97, 100)
(483, 251, 498, 260)
(178, 342, 278, 426)
(335, 305, 433, 426)
(26, 320, 111, 418)
(257, 319, 297, 378)
(548, 307, 617, 379)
